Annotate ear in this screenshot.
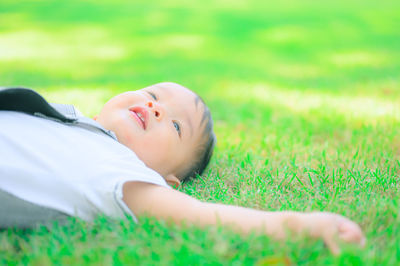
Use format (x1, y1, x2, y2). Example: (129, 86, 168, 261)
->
(93, 115, 98, 121)
(165, 174, 181, 188)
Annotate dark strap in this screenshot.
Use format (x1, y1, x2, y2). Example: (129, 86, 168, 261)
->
(0, 87, 118, 140)
(0, 87, 75, 123)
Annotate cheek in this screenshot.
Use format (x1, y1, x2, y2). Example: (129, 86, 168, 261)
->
(119, 122, 176, 157)
(143, 131, 171, 150)
(143, 128, 175, 156)
(108, 92, 138, 106)
(129, 134, 172, 169)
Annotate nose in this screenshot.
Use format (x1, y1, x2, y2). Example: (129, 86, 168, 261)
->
(146, 101, 164, 121)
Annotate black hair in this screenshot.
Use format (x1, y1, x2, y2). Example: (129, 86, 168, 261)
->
(180, 95, 216, 183)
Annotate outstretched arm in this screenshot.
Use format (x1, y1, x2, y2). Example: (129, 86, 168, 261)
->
(123, 182, 365, 254)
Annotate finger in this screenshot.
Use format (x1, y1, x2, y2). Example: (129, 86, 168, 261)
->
(338, 221, 365, 245)
(360, 236, 366, 247)
(321, 222, 341, 255)
(324, 234, 341, 255)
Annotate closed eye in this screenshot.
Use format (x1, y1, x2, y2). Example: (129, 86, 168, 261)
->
(173, 121, 181, 137)
(147, 91, 157, 100)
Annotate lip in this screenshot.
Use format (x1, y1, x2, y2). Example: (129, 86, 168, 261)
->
(129, 106, 148, 130)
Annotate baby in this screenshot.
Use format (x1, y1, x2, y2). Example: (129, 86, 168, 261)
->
(94, 82, 216, 185)
(0, 82, 364, 254)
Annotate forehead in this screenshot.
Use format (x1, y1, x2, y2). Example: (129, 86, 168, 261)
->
(148, 83, 208, 175)
(148, 83, 196, 101)
(146, 82, 206, 132)
(145, 83, 202, 112)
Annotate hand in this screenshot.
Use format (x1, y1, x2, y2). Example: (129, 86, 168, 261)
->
(300, 212, 366, 255)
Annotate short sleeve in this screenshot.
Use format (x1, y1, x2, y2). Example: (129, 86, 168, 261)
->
(85, 149, 171, 221)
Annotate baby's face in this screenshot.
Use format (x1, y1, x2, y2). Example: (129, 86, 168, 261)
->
(95, 82, 204, 184)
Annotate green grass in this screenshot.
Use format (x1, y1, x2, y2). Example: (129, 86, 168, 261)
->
(1, 0, 399, 264)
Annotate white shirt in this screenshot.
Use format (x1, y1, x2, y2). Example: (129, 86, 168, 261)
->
(0, 111, 169, 221)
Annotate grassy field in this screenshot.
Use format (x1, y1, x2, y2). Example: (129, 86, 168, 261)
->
(1, 0, 400, 264)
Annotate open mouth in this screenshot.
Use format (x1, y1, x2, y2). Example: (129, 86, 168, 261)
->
(129, 107, 148, 129)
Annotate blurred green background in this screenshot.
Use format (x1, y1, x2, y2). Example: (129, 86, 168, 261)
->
(1, 0, 399, 264)
(1, 0, 399, 111)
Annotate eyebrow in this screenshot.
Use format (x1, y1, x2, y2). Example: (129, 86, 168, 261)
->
(185, 112, 194, 138)
(156, 84, 194, 139)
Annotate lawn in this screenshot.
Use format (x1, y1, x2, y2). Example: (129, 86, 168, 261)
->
(0, 0, 399, 264)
